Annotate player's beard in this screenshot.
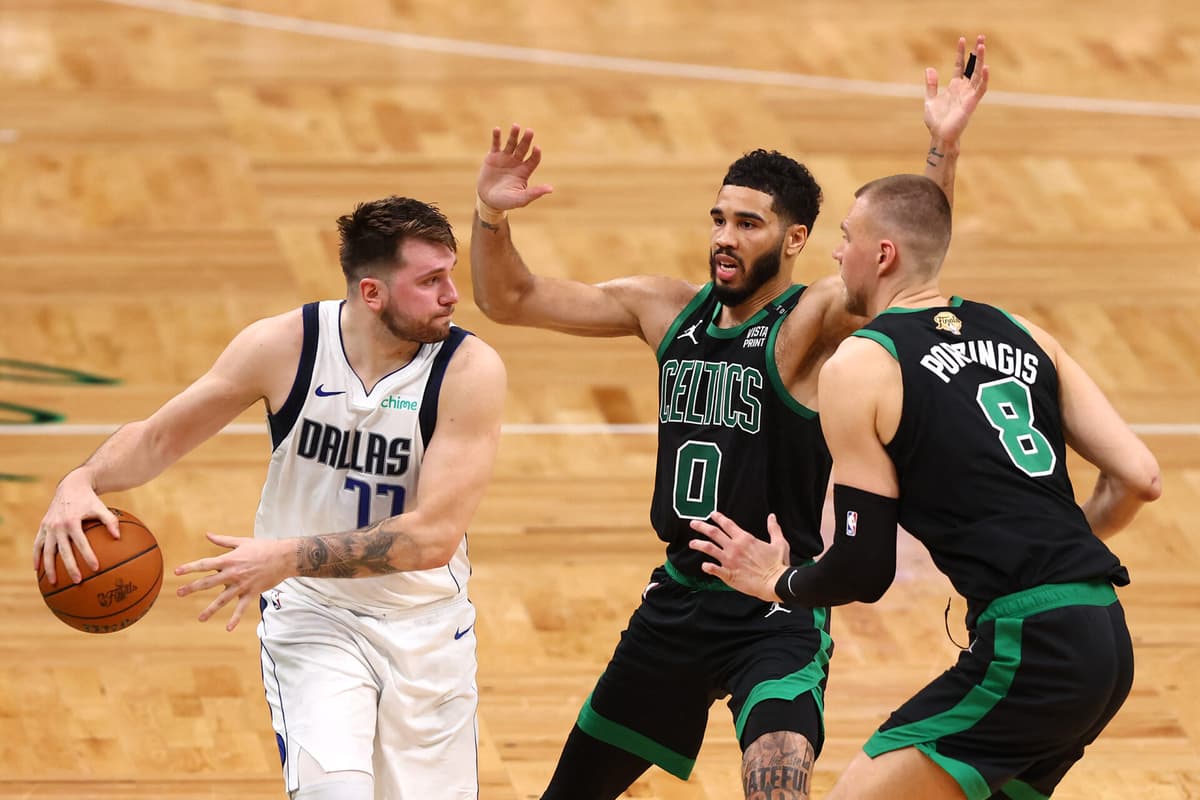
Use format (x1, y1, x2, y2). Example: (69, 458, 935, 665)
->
(380, 304, 452, 344)
(709, 241, 783, 307)
(842, 281, 869, 317)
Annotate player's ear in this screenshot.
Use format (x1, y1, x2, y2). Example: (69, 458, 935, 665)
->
(358, 276, 387, 310)
(878, 240, 899, 273)
(785, 223, 808, 256)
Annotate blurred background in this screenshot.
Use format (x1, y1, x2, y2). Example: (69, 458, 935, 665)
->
(1, 1, 1198, 797)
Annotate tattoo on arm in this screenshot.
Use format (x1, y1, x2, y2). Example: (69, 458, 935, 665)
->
(926, 146, 945, 167)
(742, 731, 815, 800)
(478, 219, 502, 232)
(295, 521, 408, 578)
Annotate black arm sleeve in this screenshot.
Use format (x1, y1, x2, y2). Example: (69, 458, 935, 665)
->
(773, 484, 899, 608)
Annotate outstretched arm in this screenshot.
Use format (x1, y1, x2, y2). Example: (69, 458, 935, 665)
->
(174, 337, 508, 630)
(33, 312, 297, 584)
(471, 124, 694, 346)
(923, 35, 990, 207)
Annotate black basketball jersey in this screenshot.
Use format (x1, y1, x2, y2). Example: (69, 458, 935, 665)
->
(651, 283, 832, 581)
(855, 298, 1129, 621)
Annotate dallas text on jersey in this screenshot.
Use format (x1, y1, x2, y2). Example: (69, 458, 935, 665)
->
(295, 418, 412, 477)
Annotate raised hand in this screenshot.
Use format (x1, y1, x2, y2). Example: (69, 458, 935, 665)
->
(925, 35, 990, 147)
(688, 512, 791, 603)
(477, 124, 554, 212)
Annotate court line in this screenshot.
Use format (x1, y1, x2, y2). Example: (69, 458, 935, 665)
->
(98, 0, 1200, 120)
(1, 423, 1196, 436)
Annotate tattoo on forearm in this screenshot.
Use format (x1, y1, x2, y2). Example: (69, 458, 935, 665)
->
(742, 731, 814, 800)
(479, 219, 501, 232)
(295, 522, 405, 578)
(926, 146, 945, 167)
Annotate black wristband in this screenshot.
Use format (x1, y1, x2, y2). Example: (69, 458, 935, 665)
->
(774, 567, 802, 605)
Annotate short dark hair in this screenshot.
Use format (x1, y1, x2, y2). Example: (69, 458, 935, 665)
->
(854, 174, 952, 272)
(722, 150, 823, 231)
(336, 196, 456, 282)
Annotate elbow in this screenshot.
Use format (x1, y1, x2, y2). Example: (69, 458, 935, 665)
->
(414, 528, 462, 571)
(856, 574, 894, 604)
(1136, 468, 1163, 503)
(474, 292, 521, 324)
(1128, 451, 1163, 503)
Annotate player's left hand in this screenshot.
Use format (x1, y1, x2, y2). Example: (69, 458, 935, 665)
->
(689, 512, 791, 603)
(175, 533, 293, 631)
(925, 35, 990, 146)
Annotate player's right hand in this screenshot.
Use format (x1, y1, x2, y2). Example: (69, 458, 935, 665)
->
(33, 471, 120, 585)
(477, 124, 554, 212)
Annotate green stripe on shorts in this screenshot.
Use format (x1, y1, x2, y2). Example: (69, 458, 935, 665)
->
(734, 606, 833, 740)
(864, 616, 1024, 800)
(1001, 777, 1050, 800)
(576, 693, 696, 780)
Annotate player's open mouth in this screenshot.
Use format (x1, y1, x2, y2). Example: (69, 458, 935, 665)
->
(713, 256, 739, 281)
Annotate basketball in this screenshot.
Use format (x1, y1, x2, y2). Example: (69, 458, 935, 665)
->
(37, 508, 164, 634)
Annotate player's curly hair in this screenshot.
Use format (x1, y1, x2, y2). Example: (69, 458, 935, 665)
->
(722, 150, 822, 232)
(337, 196, 457, 282)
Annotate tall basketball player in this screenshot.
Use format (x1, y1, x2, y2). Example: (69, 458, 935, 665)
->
(33, 197, 505, 800)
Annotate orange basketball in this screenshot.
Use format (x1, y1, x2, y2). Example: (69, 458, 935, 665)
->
(37, 508, 164, 634)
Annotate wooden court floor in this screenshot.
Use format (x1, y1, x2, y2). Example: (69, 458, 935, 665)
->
(1, 1, 1198, 797)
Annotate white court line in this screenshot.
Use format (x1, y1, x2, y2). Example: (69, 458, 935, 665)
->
(0, 422, 1196, 436)
(99, 0, 1200, 120)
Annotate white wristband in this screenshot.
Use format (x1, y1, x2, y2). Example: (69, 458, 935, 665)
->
(475, 196, 507, 225)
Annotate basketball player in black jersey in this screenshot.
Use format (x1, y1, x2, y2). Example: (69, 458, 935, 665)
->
(471, 39, 989, 800)
(690, 174, 1161, 799)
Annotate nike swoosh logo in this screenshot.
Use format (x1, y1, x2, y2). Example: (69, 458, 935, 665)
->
(454, 625, 474, 640)
(314, 384, 345, 397)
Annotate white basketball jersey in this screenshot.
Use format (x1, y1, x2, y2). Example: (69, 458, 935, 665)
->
(254, 300, 472, 614)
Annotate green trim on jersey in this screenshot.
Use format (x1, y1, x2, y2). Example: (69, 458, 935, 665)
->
(704, 284, 804, 340)
(576, 693, 696, 779)
(765, 302, 818, 419)
(911, 742, 991, 800)
(656, 283, 715, 364)
(663, 559, 735, 591)
(733, 605, 833, 740)
(995, 307, 1032, 337)
(977, 581, 1116, 624)
(864, 616, 1023, 796)
(999, 778, 1051, 800)
(852, 329, 898, 360)
(878, 295, 965, 315)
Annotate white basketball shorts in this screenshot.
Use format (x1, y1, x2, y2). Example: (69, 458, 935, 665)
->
(258, 588, 479, 800)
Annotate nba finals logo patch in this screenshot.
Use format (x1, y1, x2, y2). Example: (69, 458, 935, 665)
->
(845, 510, 858, 537)
(934, 311, 962, 335)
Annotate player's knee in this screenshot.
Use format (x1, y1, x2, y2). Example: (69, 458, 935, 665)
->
(290, 771, 372, 800)
(742, 730, 814, 799)
(290, 747, 372, 800)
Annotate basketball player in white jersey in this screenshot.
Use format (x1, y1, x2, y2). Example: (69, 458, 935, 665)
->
(33, 197, 506, 800)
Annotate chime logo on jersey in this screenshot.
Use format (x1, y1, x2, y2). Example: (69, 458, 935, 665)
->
(659, 358, 763, 433)
(380, 394, 419, 412)
(845, 510, 858, 537)
(934, 311, 962, 335)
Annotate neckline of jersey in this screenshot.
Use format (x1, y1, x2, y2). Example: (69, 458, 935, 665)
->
(706, 283, 805, 338)
(878, 295, 964, 315)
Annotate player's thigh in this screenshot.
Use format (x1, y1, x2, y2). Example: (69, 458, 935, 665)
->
(829, 747, 966, 800)
(259, 592, 380, 791)
(366, 597, 480, 800)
